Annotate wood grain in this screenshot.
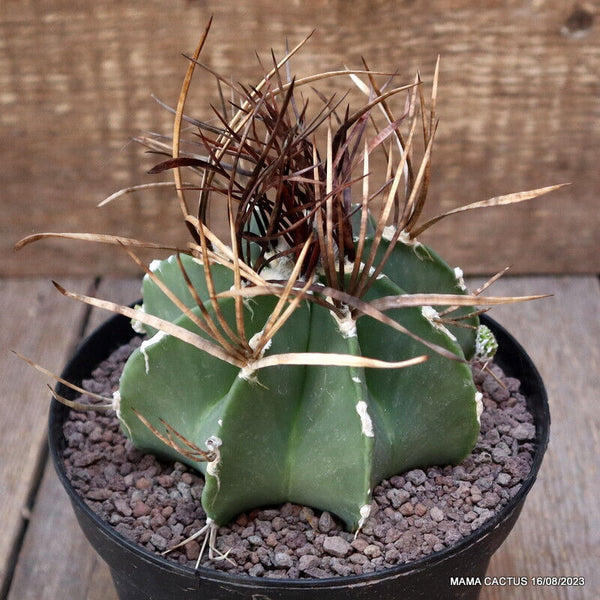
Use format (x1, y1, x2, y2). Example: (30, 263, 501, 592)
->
(1, 0, 597, 276)
(0, 278, 93, 593)
(5, 464, 117, 600)
(5, 278, 140, 600)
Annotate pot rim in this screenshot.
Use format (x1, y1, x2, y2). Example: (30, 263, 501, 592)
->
(49, 312, 549, 590)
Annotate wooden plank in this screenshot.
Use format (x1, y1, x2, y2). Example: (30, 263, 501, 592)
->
(473, 277, 600, 600)
(5, 463, 117, 600)
(0, 278, 94, 592)
(6, 279, 140, 600)
(1, 0, 597, 276)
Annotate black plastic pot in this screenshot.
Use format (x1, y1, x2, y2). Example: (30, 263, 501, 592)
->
(49, 312, 549, 600)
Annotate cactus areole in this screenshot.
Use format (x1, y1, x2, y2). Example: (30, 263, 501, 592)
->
(17, 26, 560, 534)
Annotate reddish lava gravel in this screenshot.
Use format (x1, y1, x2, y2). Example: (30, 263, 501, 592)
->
(62, 337, 536, 579)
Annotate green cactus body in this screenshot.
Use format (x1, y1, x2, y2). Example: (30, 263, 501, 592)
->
(364, 237, 479, 358)
(117, 250, 480, 530)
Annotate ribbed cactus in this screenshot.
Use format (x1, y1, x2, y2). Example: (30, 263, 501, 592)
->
(16, 25, 561, 546)
(117, 250, 479, 529)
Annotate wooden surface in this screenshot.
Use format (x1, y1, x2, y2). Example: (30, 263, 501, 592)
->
(1, 0, 598, 276)
(1, 275, 598, 599)
(0, 278, 93, 596)
(1, 278, 139, 600)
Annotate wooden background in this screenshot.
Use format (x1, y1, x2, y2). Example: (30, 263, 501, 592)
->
(1, 0, 598, 277)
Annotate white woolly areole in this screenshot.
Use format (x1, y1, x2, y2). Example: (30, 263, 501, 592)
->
(382, 225, 396, 241)
(249, 330, 272, 354)
(454, 266, 467, 291)
(475, 391, 484, 424)
(332, 305, 357, 338)
(356, 504, 372, 534)
(149, 259, 163, 272)
(383, 227, 421, 247)
(355, 401, 374, 437)
(112, 390, 121, 412)
(343, 257, 355, 275)
(342, 259, 386, 280)
(352, 375, 362, 384)
(206, 436, 223, 480)
(260, 240, 295, 281)
(140, 330, 168, 374)
(113, 390, 132, 437)
(421, 306, 457, 341)
(238, 365, 255, 381)
(131, 304, 146, 334)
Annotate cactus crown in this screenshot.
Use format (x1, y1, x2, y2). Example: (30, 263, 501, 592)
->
(16, 22, 562, 550)
(84, 27, 555, 371)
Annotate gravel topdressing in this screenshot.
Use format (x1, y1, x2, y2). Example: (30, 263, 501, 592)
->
(62, 337, 536, 579)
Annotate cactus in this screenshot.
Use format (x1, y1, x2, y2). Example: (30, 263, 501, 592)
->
(117, 252, 478, 529)
(16, 25, 562, 546)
